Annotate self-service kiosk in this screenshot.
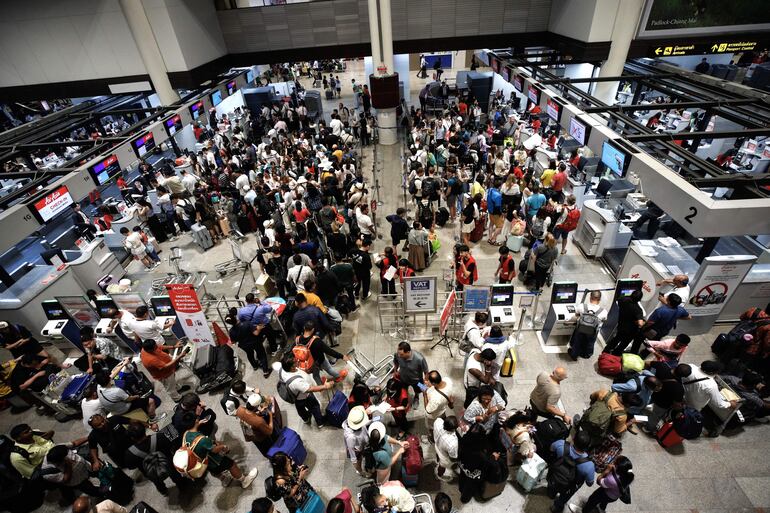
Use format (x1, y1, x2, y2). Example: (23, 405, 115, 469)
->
(599, 279, 644, 343)
(149, 296, 185, 339)
(538, 281, 579, 350)
(489, 284, 517, 326)
(40, 300, 83, 351)
(92, 296, 140, 353)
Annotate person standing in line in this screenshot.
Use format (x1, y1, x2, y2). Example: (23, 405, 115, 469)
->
(603, 290, 645, 355)
(424, 370, 454, 433)
(418, 54, 427, 78)
(277, 353, 335, 427)
(642, 293, 691, 340)
(342, 406, 370, 474)
(352, 238, 373, 301)
(392, 341, 430, 409)
(433, 416, 459, 482)
(140, 339, 195, 401)
(656, 274, 691, 306)
(549, 431, 595, 513)
(529, 367, 571, 423)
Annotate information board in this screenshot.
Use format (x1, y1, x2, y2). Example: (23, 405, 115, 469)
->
(463, 286, 490, 312)
(403, 276, 438, 314)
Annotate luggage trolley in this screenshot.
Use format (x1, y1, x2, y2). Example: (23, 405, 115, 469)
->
(345, 349, 394, 388)
(711, 375, 746, 436)
(412, 494, 433, 513)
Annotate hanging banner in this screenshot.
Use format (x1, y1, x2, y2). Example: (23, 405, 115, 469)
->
(687, 256, 755, 317)
(166, 284, 214, 346)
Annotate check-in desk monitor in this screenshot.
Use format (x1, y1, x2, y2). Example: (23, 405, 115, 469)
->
(40, 300, 82, 350)
(540, 281, 579, 347)
(150, 296, 183, 338)
(615, 279, 643, 302)
(94, 298, 119, 336)
(551, 282, 578, 305)
(489, 284, 516, 325)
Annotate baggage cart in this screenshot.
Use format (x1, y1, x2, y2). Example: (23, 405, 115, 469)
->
(711, 375, 746, 436)
(345, 348, 394, 388)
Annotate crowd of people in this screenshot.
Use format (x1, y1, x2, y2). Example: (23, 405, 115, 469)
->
(1, 59, 770, 513)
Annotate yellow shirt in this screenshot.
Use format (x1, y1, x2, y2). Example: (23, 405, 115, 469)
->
(470, 181, 485, 198)
(0, 360, 15, 397)
(540, 169, 556, 188)
(10, 436, 54, 478)
(303, 291, 328, 314)
(332, 150, 343, 162)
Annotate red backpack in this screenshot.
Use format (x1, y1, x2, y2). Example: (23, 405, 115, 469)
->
(292, 336, 317, 372)
(402, 434, 423, 475)
(558, 207, 581, 232)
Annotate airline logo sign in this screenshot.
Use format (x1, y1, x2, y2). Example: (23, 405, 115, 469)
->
(404, 277, 437, 313)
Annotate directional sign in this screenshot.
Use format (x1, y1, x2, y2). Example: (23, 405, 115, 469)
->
(403, 276, 437, 314)
(647, 40, 760, 58)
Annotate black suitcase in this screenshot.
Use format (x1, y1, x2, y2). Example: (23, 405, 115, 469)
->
(130, 502, 160, 513)
(105, 467, 135, 505)
(194, 344, 215, 375)
(435, 207, 450, 227)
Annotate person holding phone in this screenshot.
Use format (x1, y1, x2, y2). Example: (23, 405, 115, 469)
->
(140, 339, 196, 401)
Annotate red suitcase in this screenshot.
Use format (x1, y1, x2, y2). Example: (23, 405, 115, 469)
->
(656, 421, 684, 448)
(470, 214, 487, 243)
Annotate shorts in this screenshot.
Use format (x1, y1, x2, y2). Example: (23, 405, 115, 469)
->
(489, 214, 503, 228)
(207, 455, 234, 475)
(461, 222, 475, 234)
(553, 226, 572, 240)
(131, 246, 147, 257)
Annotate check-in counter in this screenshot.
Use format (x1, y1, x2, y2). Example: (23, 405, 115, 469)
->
(63, 238, 125, 291)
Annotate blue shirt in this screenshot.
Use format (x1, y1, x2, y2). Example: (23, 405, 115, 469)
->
(550, 439, 595, 486)
(648, 304, 689, 337)
(487, 188, 503, 214)
(611, 370, 655, 414)
(526, 193, 546, 216)
(237, 303, 272, 326)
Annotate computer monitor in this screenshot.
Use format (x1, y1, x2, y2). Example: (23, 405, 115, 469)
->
(595, 178, 613, 198)
(150, 296, 175, 316)
(42, 300, 69, 320)
(94, 298, 119, 318)
(551, 282, 578, 304)
(614, 279, 643, 303)
(490, 285, 514, 307)
(601, 140, 630, 178)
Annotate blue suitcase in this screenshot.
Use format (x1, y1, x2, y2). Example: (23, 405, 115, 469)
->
(401, 463, 418, 487)
(325, 391, 349, 428)
(267, 428, 307, 464)
(61, 374, 94, 404)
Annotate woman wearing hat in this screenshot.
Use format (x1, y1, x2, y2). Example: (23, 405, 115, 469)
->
(343, 405, 370, 474)
(362, 421, 409, 484)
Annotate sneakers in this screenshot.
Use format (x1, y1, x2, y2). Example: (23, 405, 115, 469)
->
(434, 465, 452, 482)
(567, 505, 582, 513)
(149, 412, 168, 423)
(263, 369, 273, 379)
(362, 293, 372, 301)
(241, 468, 258, 488)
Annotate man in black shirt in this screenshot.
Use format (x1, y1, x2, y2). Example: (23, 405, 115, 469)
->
(87, 414, 134, 469)
(604, 290, 645, 355)
(331, 258, 357, 312)
(695, 58, 710, 74)
(125, 422, 186, 495)
(643, 361, 685, 433)
(352, 239, 373, 300)
(171, 393, 217, 437)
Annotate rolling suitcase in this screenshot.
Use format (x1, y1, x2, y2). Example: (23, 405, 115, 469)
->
(324, 390, 349, 428)
(400, 434, 423, 487)
(60, 374, 94, 404)
(506, 234, 524, 252)
(656, 421, 683, 448)
(470, 213, 486, 242)
(191, 223, 213, 250)
(500, 347, 517, 377)
(267, 428, 307, 464)
(325, 89, 334, 100)
(435, 207, 450, 227)
(218, 216, 231, 236)
(193, 344, 216, 375)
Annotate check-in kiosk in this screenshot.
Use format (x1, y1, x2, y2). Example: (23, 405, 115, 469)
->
(488, 284, 517, 326)
(599, 279, 644, 343)
(539, 281, 579, 347)
(93, 296, 139, 353)
(40, 300, 82, 352)
(149, 296, 185, 339)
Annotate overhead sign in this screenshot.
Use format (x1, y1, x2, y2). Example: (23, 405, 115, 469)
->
(463, 286, 490, 312)
(649, 40, 759, 57)
(638, 0, 770, 38)
(28, 185, 74, 223)
(403, 277, 437, 314)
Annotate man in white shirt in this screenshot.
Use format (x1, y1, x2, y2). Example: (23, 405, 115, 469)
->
(433, 416, 458, 481)
(356, 204, 376, 237)
(276, 353, 334, 427)
(342, 405, 370, 473)
(463, 348, 497, 407)
(681, 361, 737, 414)
(234, 171, 251, 197)
(180, 169, 198, 194)
(126, 305, 173, 345)
(657, 274, 691, 306)
(424, 370, 454, 428)
(462, 312, 488, 351)
(286, 255, 315, 292)
(568, 291, 608, 361)
(330, 114, 344, 137)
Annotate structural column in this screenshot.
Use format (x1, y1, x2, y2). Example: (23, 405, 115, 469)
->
(119, 0, 179, 105)
(592, 0, 645, 106)
(367, 0, 398, 145)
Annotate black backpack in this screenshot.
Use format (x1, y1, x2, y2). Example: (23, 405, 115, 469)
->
(422, 177, 438, 200)
(546, 442, 590, 498)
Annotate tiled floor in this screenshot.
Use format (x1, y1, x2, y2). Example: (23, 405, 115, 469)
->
(2, 59, 769, 513)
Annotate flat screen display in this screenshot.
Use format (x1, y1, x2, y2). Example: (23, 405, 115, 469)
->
(131, 132, 156, 158)
(501, 66, 510, 81)
(42, 301, 69, 320)
(28, 185, 74, 223)
(615, 279, 643, 300)
(546, 98, 561, 122)
(210, 90, 223, 106)
(491, 291, 513, 306)
(513, 74, 524, 92)
(87, 154, 121, 186)
(601, 140, 630, 178)
(490, 57, 499, 73)
(227, 80, 237, 95)
(189, 100, 204, 120)
(95, 299, 118, 318)
(151, 296, 175, 316)
(246, 70, 254, 84)
(528, 86, 540, 105)
(164, 114, 183, 136)
(551, 282, 578, 304)
(568, 117, 591, 146)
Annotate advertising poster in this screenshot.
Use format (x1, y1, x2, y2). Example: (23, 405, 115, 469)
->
(439, 290, 456, 336)
(166, 284, 215, 346)
(688, 256, 755, 317)
(639, 0, 770, 37)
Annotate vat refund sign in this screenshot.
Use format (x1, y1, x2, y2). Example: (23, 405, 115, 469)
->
(403, 276, 438, 314)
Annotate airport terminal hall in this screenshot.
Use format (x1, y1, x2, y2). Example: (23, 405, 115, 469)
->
(3, 1, 770, 513)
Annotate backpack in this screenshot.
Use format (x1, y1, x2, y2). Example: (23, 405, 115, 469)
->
(575, 307, 602, 336)
(182, 201, 196, 219)
(128, 436, 169, 482)
(422, 177, 438, 199)
(276, 369, 302, 404)
(172, 433, 208, 479)
(408, 178, 417, 195)
(672, 406, 704, 439)
(292, 336, 317, 372)
(559, 207, 581, 232)
(409, 156, 421, 171)
(546, 442, 590, 498)
(579, 392, 622, 442)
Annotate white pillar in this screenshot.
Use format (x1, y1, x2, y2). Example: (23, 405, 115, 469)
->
(119, 0, 179, 105)
(379, 0, 394, 75)
(367, 0, 383, 73)
(593, 0, 644, 105)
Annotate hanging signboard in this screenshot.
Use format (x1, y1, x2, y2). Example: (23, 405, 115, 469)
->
(166, 283, 215, 346)
(403, 276, 438, 314)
